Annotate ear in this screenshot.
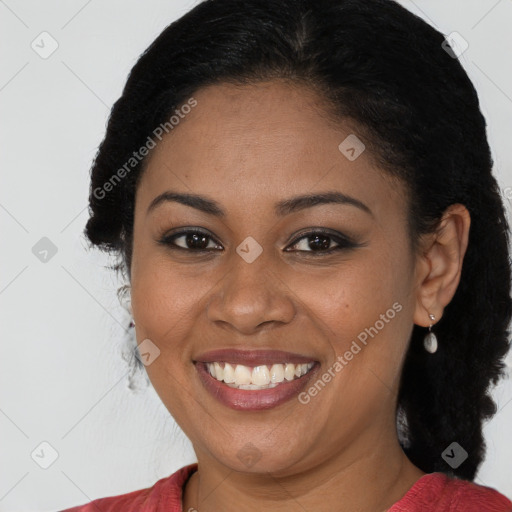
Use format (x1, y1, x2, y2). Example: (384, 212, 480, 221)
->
(413, 203, 471, 327)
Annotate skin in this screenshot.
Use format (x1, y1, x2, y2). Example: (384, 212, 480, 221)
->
(129, 80, 470, 512)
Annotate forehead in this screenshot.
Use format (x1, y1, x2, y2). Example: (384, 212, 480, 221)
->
(136, 80, 405, 222)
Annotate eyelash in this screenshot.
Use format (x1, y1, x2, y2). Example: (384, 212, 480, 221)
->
(157, 228, 360, 256)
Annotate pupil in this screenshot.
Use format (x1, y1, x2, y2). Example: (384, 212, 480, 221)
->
(310, 235, 330, 251)
(188, 233, 208, 249)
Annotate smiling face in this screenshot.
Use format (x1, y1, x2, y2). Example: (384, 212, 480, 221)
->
(129, 80, 421, 475)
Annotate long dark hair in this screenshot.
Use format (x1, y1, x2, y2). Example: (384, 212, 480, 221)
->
(83, 0, 512, 480)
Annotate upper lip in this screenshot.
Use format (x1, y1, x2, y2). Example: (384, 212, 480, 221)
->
(194, 349, 318, 366)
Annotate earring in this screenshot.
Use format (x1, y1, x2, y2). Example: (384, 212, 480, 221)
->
(119, 284, 135, 328)
(423, 313, 438, 353)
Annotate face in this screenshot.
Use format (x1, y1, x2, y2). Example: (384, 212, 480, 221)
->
(130, 80, 419, 476)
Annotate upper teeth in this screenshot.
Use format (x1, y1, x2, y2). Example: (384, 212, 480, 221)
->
(205, 362, 315, 389)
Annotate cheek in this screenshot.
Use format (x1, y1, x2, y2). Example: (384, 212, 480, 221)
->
(129, 259, 204, 423)
(294, 252, 412, 381)
(131, 262, 205, 348)
(293, 255, 401, 332)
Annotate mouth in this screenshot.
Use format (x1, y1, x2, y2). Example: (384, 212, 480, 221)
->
(203, 361, 315, 389)
(193, 349, 320, 411)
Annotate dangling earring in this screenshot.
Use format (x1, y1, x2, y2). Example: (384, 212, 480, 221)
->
(423, 313, 438, 353)
(119, 284, 135, 328)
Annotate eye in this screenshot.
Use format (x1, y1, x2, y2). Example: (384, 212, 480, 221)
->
(158, 229, 222, 252)
(285, 229, 359, 255)
(158, 228, 361, 255)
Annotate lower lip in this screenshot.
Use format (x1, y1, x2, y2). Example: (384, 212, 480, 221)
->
(195, 362, 319, 411)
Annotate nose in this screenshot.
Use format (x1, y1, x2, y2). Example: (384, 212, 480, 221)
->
(206, 250, 296, 335)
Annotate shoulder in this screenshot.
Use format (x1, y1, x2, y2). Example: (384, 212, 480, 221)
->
(443, 475, 512, 512)
(59, 463, 198, 512)
(389, 472, 512, 512)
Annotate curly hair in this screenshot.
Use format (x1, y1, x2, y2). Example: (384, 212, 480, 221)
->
(84, 0, 512, 481)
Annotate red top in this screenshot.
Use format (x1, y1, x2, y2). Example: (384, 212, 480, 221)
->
(60, 463, 512, 512)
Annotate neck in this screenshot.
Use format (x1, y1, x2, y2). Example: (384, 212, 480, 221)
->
(182, 431, 426, 512)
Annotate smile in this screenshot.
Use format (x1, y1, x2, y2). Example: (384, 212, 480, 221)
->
(194, 348, 320, 410)
(205, 361, 315, 389)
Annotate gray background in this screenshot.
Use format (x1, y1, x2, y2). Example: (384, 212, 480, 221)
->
(1, 0, 511, 510)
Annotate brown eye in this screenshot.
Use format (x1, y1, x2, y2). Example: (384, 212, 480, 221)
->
(285, 229, 359, 255)
(159, 229, 222, 251)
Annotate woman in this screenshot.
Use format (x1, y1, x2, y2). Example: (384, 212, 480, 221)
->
(61, 0, 512, 510)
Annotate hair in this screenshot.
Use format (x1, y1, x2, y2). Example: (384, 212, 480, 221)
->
(84, 0, 512, 480)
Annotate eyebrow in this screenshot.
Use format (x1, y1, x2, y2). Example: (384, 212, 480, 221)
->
(147, 190, 373, 218)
